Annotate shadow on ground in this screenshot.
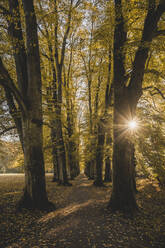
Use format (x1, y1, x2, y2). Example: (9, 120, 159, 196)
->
(0, 174, 165, 248)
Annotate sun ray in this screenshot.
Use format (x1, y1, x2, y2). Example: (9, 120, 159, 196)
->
(128, 120, 137, 130)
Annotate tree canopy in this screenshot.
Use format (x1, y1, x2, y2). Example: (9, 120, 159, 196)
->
(0, 0, 165, 213)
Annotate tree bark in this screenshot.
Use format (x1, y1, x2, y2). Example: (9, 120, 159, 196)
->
(104, 157, 111, 182)
(18, 0, 52, 209)
(65, 57, 79, 179)
(1, 0, 52, 210)
(4, 88, 24, 150)
(50, 122, 59, 182)
(53, 0, 73, 185)
(56, 117, 70, 185)
(108, 0, 137, 213)
(94, 119, 105, 186)
(108, 90, 138, 213)
(55, 79, 70, 185)
(108, 0, 165, 213)
(104, 48, 113, 183)
(104, 127, 112, 183)
(8, 0, 28, 99)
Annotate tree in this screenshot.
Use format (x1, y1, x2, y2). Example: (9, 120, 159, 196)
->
(136, 91, 165, 186)
(0, 0, 52, 210)
(80, 0, 108, 181)
(108, 0, 165, 213)
(38, 0, 82, 185)
(63, 39, 80, 179)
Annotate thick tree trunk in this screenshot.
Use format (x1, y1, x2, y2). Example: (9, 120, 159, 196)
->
(1, 0, 50, 209)
(19, 117, 49, 209)
(108, 0, 165, 213)
(108, 90, 138, 213)
(8, 0, 28, 98)
(6, 0, 27, 151)
(17, 0, 52, 210)
(108, 0, 139, 214)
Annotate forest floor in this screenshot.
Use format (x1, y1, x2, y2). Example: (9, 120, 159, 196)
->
(0, 173, 165, 248)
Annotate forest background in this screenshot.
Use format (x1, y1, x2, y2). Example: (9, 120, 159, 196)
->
(0, 0, 165, 213)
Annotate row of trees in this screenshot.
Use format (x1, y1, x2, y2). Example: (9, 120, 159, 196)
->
(0, 0, 165, 213)
(81, 0, 165, 212)
(0, 0, 81, 209)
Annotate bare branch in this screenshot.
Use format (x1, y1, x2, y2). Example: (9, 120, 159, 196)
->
(144, 69, 165, 79)
(153, 87, 165, 100)
(0, 5, 10, 16)
(74, 0, 82, 8)
(154, 29, 165, 37)
(142, 86, 165, 100)
(0, 126, 16, 137)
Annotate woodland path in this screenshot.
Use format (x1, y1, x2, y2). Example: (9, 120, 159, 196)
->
(0, 173, 165, 248)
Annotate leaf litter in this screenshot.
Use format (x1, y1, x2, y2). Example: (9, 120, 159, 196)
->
(0, 174, 165, 248)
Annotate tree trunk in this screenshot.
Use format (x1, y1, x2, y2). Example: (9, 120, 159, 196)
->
(56, 117, 69, 185)
(19, 117, 49, 209)
(55, 79, 70, 185)
(131, 144, 138, 193)
(4, 89, 24, 150)
(104, 157, 111, 182)
(104, 129, 112, 183)
(108, 0, 138, 213)
(18, 0, 52, 209)
(104, 48, 113, 183)
(50, 124, 59, 182)
(108, 90, 138, 213)
(0, 0, 52, 210)
(68, 141, 76, 179)
(94, 119, 105, 186)
(108, 0, 165, 213)
(89, 162, 95, 180)
(66, 96, 77, 179)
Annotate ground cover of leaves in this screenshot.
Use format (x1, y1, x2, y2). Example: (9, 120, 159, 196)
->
(0, 173, 165, 248)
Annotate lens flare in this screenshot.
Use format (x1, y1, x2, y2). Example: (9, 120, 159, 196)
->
(128, 120, 137, 130)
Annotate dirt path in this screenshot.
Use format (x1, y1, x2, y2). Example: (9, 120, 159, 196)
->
(0, 173, 165, 248)
(35, 174, 112, 248)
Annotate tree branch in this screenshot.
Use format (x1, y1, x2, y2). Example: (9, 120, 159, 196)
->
(142, 86, 165, 100)
(54, 0, 59, 66)
(154, 29, 165, 37)
(74, 0, 82, 8)
(60, 0, 73, 67)
(0, 5, 10, 16)
(0, 57, 27, 114)
(0, 126, 16, 137)
(144, 69, 165, 79)
(128, 0, 165, 106)
(152, 87, 165, 100)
